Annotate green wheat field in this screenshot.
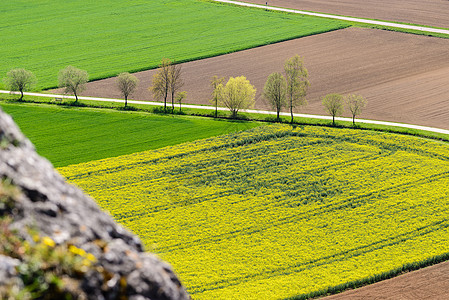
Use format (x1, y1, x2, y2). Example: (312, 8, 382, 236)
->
(1, 0, 347, 90)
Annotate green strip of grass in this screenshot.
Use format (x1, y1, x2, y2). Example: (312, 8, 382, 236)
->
(349, 22, 449, 39)
(0, 101, 261, 167)
(0, 0, 347, 90)
(5, 93, 447, 142)
(247, 113, 449, 142)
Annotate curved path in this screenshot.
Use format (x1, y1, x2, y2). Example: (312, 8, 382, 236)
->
(214, 0, 449, 35)
(234, 0, 449, 29)
(2, 90, 448, 136)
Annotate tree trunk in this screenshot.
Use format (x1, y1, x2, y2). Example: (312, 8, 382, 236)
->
(333, 115, 335, 126)
(353, 115, 355, 125)
(163, 94, 167, 112)
(75, 92, 78, 103)
(290, 105, 294, 124)
(290, 96, 294, 124)
(171, 92, 175, 114)
(125, 96, 128, 107)
(19, 90, 23, 101)
(277, 110, 280, 122)
(215, 102, 218, 118)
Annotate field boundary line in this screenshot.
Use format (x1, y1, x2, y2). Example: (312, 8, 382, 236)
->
(213, 0, 449, 35)
(1, 90, 448, 136)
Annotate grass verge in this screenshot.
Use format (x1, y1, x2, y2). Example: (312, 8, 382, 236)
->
(349, 22, 449, 39)
(2, 93, 448, 142)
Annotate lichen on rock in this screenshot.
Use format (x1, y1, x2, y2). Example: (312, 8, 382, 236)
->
(0, 108, 189, 300)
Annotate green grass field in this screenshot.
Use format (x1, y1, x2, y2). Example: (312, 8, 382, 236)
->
(1, 102, 260, 167)
(59, 124, 449, 299)
(0, 0, 347, 90)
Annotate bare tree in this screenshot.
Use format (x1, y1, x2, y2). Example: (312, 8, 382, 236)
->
(116, 72, 138, 107)
(176, 91, 187, 113)
(149, 58, 171, 112)
(150, 73, 165, 107)
(58, 66, 88, 103)
(168, 62, 183, 113)
(210, 76, 225, 118)
(284, 55, 309, 123)
(220, 76, 256, 118)
(4, 68, 36, 101)
(345, 94, 367, 125)
(322, 93, 344, 126)
(263, 72, 287, 122)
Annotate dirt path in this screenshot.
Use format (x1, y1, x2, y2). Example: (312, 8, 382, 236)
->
(239, 0, 449, 29)
(58, 27, 449, 130)
(322, 260, 449, 299)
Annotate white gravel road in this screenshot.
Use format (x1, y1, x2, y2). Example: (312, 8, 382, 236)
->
(1, 90, 448, 136)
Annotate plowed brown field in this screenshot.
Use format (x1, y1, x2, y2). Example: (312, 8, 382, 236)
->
(68, 28, 449, 129)
(322, 260, 449, 299)
(241, 0, 449, 28)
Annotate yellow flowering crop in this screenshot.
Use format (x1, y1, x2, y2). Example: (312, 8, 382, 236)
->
(59, 124, 449, 300)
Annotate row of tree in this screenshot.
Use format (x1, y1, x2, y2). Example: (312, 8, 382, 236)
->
(206, 55, 309, 122)
(208, 54, 367, 125)
(4, 57, 367, 124)
(3, 67, 140, 107)
(262, 55, 309, 123)
(147, 56, 311, 119)
(322, 93, 367, 125)
(149, 58, 185, 113)
(3, 67, 90, 102)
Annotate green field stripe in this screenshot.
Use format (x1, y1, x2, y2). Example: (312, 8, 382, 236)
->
(154, 171, 448, 254)
(113, 191, 234, 223)
(86, 139, 377, 215)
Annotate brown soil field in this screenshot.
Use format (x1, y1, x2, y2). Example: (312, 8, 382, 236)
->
(241, 0, 449, 28)
(322, 260, 449, 299)
(59, 27, 449, 130)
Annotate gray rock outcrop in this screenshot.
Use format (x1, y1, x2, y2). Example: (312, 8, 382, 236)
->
(0, 107, 189, 300)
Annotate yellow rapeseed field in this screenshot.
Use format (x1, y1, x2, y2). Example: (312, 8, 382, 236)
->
(59, 124, 449, 299)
